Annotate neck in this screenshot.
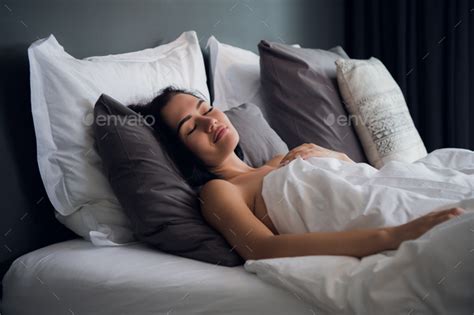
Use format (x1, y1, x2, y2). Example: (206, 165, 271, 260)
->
(208, 152, 259, 181)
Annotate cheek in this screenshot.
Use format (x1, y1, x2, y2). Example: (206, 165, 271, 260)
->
(217, 113, 236, 133)
(224, 121, 239, 142)
(184, 137, 200, 153)
(185, 134, 210, 156)
(229, 124, 239, 142)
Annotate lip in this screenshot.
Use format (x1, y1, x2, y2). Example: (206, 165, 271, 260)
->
(213, 126, 228, 143)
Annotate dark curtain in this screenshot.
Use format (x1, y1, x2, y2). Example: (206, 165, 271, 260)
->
(346, 0, 474, 151)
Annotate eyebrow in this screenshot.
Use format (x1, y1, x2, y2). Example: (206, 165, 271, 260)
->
(176, 99, 205, 135)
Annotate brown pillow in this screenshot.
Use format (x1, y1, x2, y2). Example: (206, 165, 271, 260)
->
(93, 94, 288, 266)
(259, 40, 367, 162)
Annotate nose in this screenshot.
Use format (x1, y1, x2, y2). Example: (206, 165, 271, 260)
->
(196, 115, 218, 133)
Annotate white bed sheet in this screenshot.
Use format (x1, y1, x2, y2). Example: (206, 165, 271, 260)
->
(2, 239, 313, 315)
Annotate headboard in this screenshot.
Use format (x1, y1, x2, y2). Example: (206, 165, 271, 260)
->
(0, 0, 345, 283)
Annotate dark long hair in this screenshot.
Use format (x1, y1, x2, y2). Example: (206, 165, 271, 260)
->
(128, 86, 244, 187)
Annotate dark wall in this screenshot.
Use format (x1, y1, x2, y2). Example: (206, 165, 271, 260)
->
(0, 0, 346, 283)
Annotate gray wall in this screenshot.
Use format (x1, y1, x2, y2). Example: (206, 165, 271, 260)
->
(0, 0, 345, 283)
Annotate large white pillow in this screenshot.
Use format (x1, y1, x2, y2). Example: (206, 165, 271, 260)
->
(28, 31, 210, 246)
(335, 57, 427, 168)
(207, 36, 264, 112)
(207, 36, 299, 118)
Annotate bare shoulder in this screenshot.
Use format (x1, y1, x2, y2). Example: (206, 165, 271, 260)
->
(199, 179, 243, 210)
(200, 178, 237, 197)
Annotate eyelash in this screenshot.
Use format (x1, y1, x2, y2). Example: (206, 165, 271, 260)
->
(187, 106, 214, 135)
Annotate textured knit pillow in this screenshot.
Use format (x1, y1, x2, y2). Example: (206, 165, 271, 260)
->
(258, 40, 367, 163)
(93, 94, 288, 266)
(335, 57, 427, 168)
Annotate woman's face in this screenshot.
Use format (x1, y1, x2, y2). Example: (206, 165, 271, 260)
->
(160, 93, 239, 167)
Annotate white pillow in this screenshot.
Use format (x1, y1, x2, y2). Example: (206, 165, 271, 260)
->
(206, 36, 299, 118)
(207, 36, 264, 111)
(28, 31, 210, 246)
(335, 57, 427, 168)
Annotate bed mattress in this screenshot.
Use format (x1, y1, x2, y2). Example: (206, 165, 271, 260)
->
(2, 239, 312, 315)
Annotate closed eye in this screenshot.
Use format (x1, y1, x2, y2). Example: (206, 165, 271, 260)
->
(187, 106, 214, 136)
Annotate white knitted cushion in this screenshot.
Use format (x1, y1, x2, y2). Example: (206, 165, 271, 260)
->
(336, 57, 427, 168)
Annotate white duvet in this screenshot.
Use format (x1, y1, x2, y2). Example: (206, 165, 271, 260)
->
(245, 148, 474, 314)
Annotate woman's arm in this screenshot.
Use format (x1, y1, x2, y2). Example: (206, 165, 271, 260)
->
(259, 227, 395, 259)
(200, 179, 464, 260)
(200, 179, 392, 260)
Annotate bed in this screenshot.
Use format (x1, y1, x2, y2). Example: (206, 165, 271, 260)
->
(1, 1, 346, 314)
(3, 240, 314, 314)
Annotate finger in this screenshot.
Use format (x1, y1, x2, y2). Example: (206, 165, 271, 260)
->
(294, 149, 314, 158)
(280, 148, 303, 163)
(280, 148, 310, 164)
(300, 151, 325, 160)
(310, 143, 331, 151)
(291, 147, 310, 156)
(279, 158, 291, 166)
(298, 143, 313, 150)
(302, 148, 334, 159)
(313, 144, 326, 151)
(281, 145, 329, 164)
(451, 207, 465, 215)
(437, 207, 464, 216)
(434, 210, 462, 224)
(279, 154, 301, 165)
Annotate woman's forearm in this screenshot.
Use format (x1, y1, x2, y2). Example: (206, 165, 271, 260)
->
(255, 227, 397, 260)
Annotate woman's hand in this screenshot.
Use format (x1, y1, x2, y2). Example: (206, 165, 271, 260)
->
(279, 143, 354, 167)
(386, 207, 465, 249)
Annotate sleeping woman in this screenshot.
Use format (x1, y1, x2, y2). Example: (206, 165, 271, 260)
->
(128, 86, 469, 261)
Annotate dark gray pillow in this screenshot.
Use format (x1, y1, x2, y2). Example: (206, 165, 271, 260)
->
(225, 102, 289, 167)
(93, 94, 288, 266)
(328, 45, 350, 59)
(258, 40, 367, 163)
